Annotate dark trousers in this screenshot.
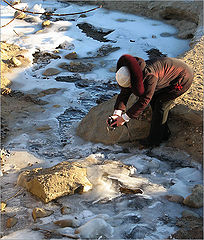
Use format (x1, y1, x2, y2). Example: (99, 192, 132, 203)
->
(147, 86, 186, 144)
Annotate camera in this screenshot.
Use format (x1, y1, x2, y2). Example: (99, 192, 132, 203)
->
(107, 116, 117, 128)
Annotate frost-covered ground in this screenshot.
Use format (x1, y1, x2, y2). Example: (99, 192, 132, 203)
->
(1, 0, 202, 239)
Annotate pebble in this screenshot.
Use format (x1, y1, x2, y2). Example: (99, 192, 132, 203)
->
(36, 125, 52, 131)
(42, 20, 51, 27)
(42, 68, 61, 76)
(1, 202, 7, 212)
(10, 57, 21, 67)
(32, 207, 54, 221)
(57, 41, 75, 50)
(6, 217, 18, 228)
(64, 52, 78, 60)
(165, 194, 184, 204)
(60, 206, 71, 215)
(54, 218, 79, 228)
(14, 11, 26, 19)
(53, 104, 61, 108)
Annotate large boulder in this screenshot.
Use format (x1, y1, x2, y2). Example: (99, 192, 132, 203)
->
(17, 162, 92, 203)
(76, 94, 152, 145)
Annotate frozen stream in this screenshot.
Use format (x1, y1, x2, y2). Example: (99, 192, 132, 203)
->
(1, 1, 202, 239)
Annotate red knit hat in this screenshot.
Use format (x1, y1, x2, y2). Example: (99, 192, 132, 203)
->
(116, 54, 145, 96)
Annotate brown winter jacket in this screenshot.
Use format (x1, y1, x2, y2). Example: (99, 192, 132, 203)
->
(114, 57, 194, 119)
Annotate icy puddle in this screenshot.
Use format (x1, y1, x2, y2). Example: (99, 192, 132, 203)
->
(1, 0, 202, 239)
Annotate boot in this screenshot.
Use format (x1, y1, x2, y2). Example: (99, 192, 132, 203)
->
(139, 138, 160, 148)
(162, 123, 171, 141)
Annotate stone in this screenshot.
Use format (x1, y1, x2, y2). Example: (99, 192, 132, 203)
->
(10, 57, 21, 67)
(17, 161, 92, 203)
(37, 88, 61, 97)
(58, 62, 69, 70)
(61, 206, 71, 215)
(42, 68, 61, 76)
(42, 20, 51, 27)
(183, 184, 203, 208)
(53, 104, 61, 108)
(54, 218, 79, 228)
(68, 61, 94, 73)
(1, 202, 7, 212)
(14, 11, 26, 19)
(36, 125, 52, 132)
(57, 41, 75, 50)
(32, 207, 54, 221)
(6, 217, 18, 228)
(165, 194, 184, 204)
(96, 44, 120, 57)
(64, 52, 78, 60)
(76, 94, 151, 145)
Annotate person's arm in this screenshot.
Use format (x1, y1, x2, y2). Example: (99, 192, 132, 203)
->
(114, 87, 132, 113)
(126, 74, 158, 119)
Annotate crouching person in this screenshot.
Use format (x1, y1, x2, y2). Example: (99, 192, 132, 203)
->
(107, 54, 193, 148)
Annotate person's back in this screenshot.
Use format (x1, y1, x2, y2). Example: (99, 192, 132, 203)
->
(144, 57, 194, 92)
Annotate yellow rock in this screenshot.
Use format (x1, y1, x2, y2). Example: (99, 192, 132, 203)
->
(42, 20, 51, 27)
(1, 202, 7, 212)
(14, 11, 26, 19)
(32, 207, 54, 221)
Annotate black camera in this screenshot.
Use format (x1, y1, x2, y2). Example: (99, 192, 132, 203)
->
(107, 116, 117, 128)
